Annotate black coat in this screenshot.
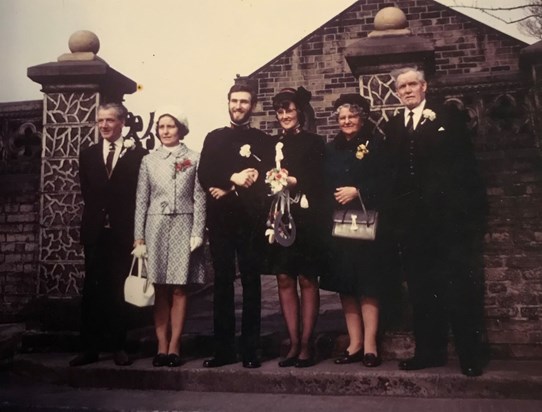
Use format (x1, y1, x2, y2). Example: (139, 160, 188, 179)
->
(381, 103, 487, 238)
(198, 126, 275, 227)
(324, 131, 382, 214)
(79, 140, 147, 246)
(319, 130, 384, 296)
(266, 130, 326, 276)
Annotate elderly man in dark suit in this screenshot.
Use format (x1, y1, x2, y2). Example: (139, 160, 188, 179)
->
(198, 84, 273, 369)
(382, 67, 488, 377)
(70, 102, 147, 367)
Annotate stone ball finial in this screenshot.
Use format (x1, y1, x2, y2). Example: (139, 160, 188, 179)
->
(68, 30, 100, 54)
(369, 7, 411, 38)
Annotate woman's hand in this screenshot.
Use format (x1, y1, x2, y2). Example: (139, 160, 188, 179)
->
(131, 240, 147, 258)
(190, 236, 203, 252)
(286, 176, 298, 188)
(334, 186, 358, 205)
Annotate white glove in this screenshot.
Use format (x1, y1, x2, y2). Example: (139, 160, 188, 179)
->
(131, 244, 147, 258)
(190, 236, 203, 252)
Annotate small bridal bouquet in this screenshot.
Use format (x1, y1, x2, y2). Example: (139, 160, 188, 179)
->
(265, 167, 289, 194)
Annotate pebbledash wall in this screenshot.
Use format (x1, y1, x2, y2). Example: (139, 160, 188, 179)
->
(0, 0, 541, 358)
(242, 0, 542, 358)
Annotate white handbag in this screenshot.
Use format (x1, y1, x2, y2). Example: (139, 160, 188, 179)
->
(124, 256, 155, 307)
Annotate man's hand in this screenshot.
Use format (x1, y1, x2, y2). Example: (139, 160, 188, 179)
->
(209, 186, 233, 199)
(231, 168, 258, 188)
(334, 186, 358, 205)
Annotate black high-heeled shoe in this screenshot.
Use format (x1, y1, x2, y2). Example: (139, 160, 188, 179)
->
(152, 353, 168, 367)
(167, 353, 182, 367)
(295, 356, 316, 368)
(362, 353, 382, 367)
(278, 356, 298, 367)
(334, 349, 364, 364)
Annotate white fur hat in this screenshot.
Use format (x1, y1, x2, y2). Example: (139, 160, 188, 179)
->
(154, 105, 189, 133)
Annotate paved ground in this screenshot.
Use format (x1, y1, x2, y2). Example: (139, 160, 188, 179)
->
(4, 276, 542, 410)
(2, 371, 542, 412)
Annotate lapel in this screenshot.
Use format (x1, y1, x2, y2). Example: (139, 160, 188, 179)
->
(89, 140, 110, 182)
(111, 139, 136, 179)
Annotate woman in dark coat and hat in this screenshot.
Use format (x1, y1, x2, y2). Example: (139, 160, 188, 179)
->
(320, 94, 383, 367)
(266, 87, 326, 368)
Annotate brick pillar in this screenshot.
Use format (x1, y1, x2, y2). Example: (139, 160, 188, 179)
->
(520, 40, 542, 149)
(27, 31, 137, 301)
(343, 6, 434, 134)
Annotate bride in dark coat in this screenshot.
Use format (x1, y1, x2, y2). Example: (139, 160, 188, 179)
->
(266, 87, 326, 368)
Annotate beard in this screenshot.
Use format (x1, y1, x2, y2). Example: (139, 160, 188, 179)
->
(229, 108, 252, 125)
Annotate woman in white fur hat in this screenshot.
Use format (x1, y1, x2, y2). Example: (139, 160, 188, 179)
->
(133, 106, 207, 367)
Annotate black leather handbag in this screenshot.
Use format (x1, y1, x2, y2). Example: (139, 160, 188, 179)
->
(332, 192, 378, 241)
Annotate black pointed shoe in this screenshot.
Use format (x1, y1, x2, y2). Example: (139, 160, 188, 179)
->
(295, 357, 316, 368)
(202, 355, 237, 368)
(398, 356, 446, 371)
(461, 364, 483, 377)
(152, 353, 168, 367)
(278, 357, 298, 367)
(69, 351, 99, 367)
(242, 357, 261, 368)
(113, 350, 132, 366)
(334, 349, 364, 365)
(362, 353, 382, 368)
(167, 353, 182, 367)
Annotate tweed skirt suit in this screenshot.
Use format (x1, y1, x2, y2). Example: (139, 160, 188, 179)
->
(134, 144, 207, 285)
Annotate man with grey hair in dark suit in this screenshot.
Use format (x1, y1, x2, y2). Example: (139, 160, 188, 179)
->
(381, 67, 488, 377)
(70, 102, 147, 367)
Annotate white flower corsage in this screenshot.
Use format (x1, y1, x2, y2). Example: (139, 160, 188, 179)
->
(123, 139, 135, 150)
(356, 140, 370, 160)
(119, 139, 136, 159)
(422, 109, 436, 122)
(239, 144, 261, 161)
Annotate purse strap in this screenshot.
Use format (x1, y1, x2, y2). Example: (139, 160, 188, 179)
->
(357, 190, 368, 221)
(129, 255, 149, 279)
(129, 255, 137, 277)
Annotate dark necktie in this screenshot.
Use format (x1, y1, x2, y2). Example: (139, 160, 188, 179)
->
(106, 142, 115, 177)
(406, 111, 414, 134)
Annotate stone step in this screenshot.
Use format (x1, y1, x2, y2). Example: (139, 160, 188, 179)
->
(11, 353, 542, 399)
(19, 328, 416, 361)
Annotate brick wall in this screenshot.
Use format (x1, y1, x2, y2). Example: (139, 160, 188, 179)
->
(0, 176, 40, 322)
(0, 101, 42, 322)
(248, 0, 526, 137)
(247, 0, 542, 356)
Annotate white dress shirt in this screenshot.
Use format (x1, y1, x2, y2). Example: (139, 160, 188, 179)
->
(403, 99, 427, 131)
(102, 137, 123, 171)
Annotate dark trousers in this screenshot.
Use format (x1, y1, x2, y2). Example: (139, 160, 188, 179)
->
(208, 215, 263, 359)
(81, 229, 131, 353)
(393, 196, 486, 365)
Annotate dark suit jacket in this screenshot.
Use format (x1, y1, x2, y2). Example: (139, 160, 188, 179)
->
(381, 102, 487, 238)
(79, 140, 147, 246)
(198, 126, 274, 227)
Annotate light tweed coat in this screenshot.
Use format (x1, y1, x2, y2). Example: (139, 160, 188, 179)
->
(134, 144, 207, 285)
